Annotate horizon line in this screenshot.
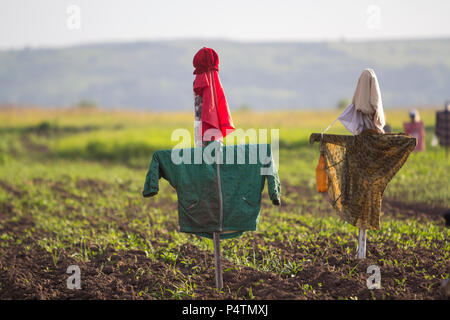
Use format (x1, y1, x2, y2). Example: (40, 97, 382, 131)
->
(1, 34, 450, 51)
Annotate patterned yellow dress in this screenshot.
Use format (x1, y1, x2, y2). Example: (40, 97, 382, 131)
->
(310, 130, 416, 230)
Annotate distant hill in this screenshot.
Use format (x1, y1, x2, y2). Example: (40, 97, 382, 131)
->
(0, 38, 449, 110)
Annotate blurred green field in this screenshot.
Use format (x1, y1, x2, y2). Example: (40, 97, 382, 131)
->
(0, 106, 447, 204)
(0, 106, 448, 299)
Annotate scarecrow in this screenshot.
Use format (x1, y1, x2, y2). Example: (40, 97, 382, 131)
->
(310, 69, 416, 258)
(434, 101, 450, 157)
(403, 109, 425, 151)
(142, 47, 281, 288)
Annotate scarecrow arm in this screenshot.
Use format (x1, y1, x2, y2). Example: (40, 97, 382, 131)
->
(309, 133, 353, 147)
(142, 153, 161, 197)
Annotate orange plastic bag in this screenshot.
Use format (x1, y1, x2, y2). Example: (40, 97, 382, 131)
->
(316, 153, 328, 193)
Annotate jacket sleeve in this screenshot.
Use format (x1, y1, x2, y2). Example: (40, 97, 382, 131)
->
(142, 150, 181, 198)
(266, 169, 281, 206)
(142, 152, 161, 197)
(261, 146, 281, 206)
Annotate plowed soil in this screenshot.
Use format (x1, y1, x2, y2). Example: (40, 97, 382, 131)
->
(0, 180, 448, 300)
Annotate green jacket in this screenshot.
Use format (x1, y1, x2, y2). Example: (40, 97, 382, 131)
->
(142, 143, 281, 239)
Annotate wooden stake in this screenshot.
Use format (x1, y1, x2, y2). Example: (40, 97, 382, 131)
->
(213, 232, 223, 290)
(357, 229, 367, 259)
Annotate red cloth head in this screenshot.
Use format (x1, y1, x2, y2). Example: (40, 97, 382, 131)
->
(193, 47, 219, 75)
(193, 47, 234, 141)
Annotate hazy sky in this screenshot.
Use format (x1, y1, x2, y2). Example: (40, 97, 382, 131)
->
(1, 0, 449, 49)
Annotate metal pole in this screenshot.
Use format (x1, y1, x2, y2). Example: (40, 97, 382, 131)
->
(214, 142, 224, 290)
(209, 70, 224, 290)
(194, 92, 223, 290)
(213, 232, 223, 289)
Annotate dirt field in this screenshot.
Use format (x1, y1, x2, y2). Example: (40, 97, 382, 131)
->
(0, 179, 447, 300)
(0, 109, 448, 300)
